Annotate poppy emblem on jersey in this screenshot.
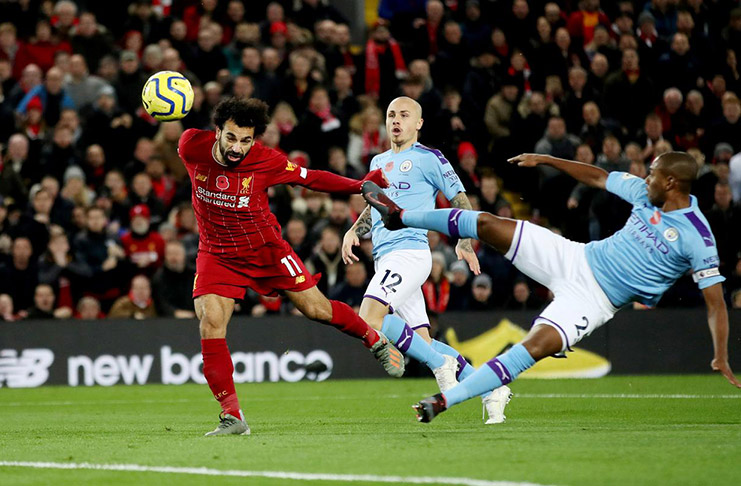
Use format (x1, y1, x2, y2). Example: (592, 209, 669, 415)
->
(240, 176, 253, 194)
(664, 227, 679, 242)
(650, 210, 661, 225)
(399, 160, 413, 172)
(385, 161, 394, 172)
(216, 175, 230, 191)
(196, 173, 207, 182)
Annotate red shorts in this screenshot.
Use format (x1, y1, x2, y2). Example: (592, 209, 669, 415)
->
(193, 247, 316, 300)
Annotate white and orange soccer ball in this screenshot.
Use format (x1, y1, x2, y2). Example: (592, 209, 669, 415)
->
(141, 70, 194, 121)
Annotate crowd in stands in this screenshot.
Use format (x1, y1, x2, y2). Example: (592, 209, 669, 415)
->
(1, 0, 741, 323)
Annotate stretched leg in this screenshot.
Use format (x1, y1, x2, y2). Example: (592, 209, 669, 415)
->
(361, 183, 517, 253)
(286, 286, 405, 377)
(286, 286, 380, 347)
(196, 294, 249, 436)
(414, 325, 562, 422)
(360, 297, 447, 370)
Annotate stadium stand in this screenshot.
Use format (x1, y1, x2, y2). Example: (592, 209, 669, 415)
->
(0, 0, 740, 322)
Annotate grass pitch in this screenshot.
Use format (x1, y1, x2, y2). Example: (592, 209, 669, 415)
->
(1, 376, 739, 486)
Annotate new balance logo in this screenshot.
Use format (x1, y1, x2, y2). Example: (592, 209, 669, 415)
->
(0, 349, 54, 388)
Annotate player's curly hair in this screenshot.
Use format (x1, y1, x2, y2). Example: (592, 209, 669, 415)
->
(213, 97, 270, 136)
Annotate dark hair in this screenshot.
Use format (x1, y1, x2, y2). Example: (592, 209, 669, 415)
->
(213, 97, 270, 136)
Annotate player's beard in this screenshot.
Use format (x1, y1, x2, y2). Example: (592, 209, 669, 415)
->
(217, 139, 248, 168)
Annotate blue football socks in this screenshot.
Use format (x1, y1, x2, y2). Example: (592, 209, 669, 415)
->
(381, 314, 445, 370)
(401, 209, 481, 239)
(444, 344, 535, 407)
(430, 340, 474, 381)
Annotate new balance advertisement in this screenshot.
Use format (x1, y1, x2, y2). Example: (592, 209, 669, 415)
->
(1, 310, 739, 388)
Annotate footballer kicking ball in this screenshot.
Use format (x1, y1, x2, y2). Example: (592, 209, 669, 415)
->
(141, 70, 194, 121)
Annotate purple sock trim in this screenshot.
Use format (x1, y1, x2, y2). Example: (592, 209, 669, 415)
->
(410, 323, 430, 331)
(455, 354, 468, 380)
(533, 315, 573, 352)
(486, 358, 513, 385)
(397, 324, 415, 353)
(447, 209, 463, 238)
(363, 294, 394, 313)
(510, 221, 524, 263)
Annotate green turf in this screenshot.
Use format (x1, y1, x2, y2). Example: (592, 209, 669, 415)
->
(1, 376, 739, 486)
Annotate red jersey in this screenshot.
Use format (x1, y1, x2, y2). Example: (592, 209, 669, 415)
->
(120, 230, 166, 273)
(178, 129, 311, 259)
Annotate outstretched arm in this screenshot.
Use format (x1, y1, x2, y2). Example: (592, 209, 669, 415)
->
(449, 192, 481, 275)
(342, 205, 372, 264)
(297, 168, 389, 195)
(508, 154, 608, 189)
(702, 283, 741, 388)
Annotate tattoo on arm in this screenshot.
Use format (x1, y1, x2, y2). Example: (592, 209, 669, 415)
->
(353, 205, 373, 237)
(450, 192, 474, 251)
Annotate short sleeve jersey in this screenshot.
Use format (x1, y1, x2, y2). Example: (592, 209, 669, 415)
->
(585, 171, 725, 307)
(178, 129, 311, 260)
(368, 143, 465, 258)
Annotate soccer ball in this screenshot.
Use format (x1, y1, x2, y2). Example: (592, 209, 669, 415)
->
(141, 71, 194, 121)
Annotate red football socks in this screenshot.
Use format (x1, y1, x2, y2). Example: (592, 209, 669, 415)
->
(328, 300, 380, 348)
(201, 338, 241, 418)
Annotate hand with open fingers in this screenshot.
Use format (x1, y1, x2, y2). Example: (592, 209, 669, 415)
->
(712, 358, 741, 388)
(456, 241, 481, 275)
(507, 153, 544, 167)
(342, 231, 360, 265)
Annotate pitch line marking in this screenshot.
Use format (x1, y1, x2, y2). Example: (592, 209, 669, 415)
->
(0, 393, 739, 408)
(0, 461, 552, 486)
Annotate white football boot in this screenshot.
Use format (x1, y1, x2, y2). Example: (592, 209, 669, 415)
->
(432, 355, 460, 392)
(482, 385, 513, 424)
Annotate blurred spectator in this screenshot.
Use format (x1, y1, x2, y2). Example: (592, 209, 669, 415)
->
(120, 204, 165, 276)
(362, 23, 407, 104)
(65, 54, 110, 111)
(293, 86, 347, 169)
(447, 260, 471, 311)
(604, 49, 655, 136)
(423, 252, 450, 315)
(729, 150, 741, 203)
(479, 173, 509, 216)
(705, 182, 741, 279)
(73, 207, 127, 307)
(579, 102, 620, 156)
(11, 187, 53, 256)
(503, 279, 545, 310)
(26, 283, 72, 319)
(455, 141, 480, 196)
(330, 66, 360, 127)
(566, 0, 610, 46)
(70, 12, 114, 73)
(328, 262, 368, 311)
(16, 67, 72, 128)
(76, 295, 103, 320)
(306, 226, 344, 295)
(0, 237, 37, 311)
(0, 293, 19, 321)
(327, 146, 362, 182)
(108, 274, 157, 319)
(535, 116, 580, 160)
(152, 240, 195, 319)
(347, 105, 388, 170)
(39, 125, 80, 183)
(127, 173, 166, 226)
(38, 230, 91, 305)
(469, 273, 494, 311)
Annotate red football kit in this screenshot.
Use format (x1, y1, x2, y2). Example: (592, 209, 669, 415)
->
(178, 128, 383, 299)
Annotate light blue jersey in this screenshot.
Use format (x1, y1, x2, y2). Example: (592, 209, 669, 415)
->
(369, 144, 465, 258)
(585, 171, 725, 307)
